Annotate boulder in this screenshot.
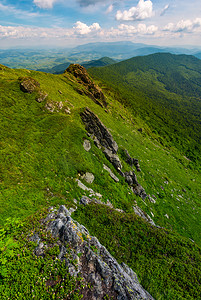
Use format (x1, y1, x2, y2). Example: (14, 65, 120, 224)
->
(20, 77, 40, 93)
(82, 172, 95, 184)
(83, 139, 91, 152)
(103, 164, 119, 182)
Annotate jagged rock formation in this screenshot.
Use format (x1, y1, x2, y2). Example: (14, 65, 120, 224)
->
(81, 107, 118, 154)
(41, 205, 154, 300)
(65, 64, 107, 108)
(80, 107, 147, 201)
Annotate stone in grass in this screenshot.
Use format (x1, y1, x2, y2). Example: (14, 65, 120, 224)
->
(20, 77, 40, 93)
(82, 172, 94, 184)
(148, 195, 156, 204)
(83, 139, 91, 152)
(36, 90, 48, 103)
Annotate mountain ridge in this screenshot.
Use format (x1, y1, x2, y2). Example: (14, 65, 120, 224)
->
(0, 61, 201, 299)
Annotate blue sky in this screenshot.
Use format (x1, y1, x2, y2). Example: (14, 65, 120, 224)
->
(0, 0, 201, 48)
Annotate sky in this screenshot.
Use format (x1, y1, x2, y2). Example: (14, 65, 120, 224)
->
(0, 0, 201, 48)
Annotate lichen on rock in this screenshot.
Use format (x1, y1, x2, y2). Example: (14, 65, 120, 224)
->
(43, 205, 154, 300)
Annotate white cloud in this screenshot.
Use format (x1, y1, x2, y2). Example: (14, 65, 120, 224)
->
(73, 21, 101, 35)
(164, 18, 201, 33)
(33, 0, 58, 9)
(106, 4, 113, 14)
(118, 23, 158, 35)
(116, 0, 153, 21)
(0, 25, 72, 39)
(160, 4, 169, 16)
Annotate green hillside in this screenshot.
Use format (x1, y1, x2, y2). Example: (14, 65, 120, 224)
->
(89, 53, 201, 167)
(0, 62, 201, 299)
(82, 57, 116, 69)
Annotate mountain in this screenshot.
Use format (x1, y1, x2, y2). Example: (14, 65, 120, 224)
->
(37, 61, 71, 74)
(194, 52, 201, 59)
(36, 57, 117, 74)
(89, 53, 201, 167)
(82, 57, 117, 69)
(1, 42, 201, 71)
(0, 62, 201, 299)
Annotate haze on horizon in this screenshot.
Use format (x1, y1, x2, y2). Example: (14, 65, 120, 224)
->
(0, 0, 201, 49)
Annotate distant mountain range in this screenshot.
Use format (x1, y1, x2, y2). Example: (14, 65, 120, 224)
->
(1, 41, 201, 71)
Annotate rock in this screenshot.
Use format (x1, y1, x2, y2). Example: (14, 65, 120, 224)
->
(66, 64, 107, 107)
(34, 242, 46, 257)
(45, 205, 154, 300)
(148, 195, 156, 204)
(76, 179, 94, 193)
(82, 172, 95, 184)
(45, 101, 70, 114)
(124, 171, 138, 186)
(138, 128, 143, 133)
(20, 77, 40, 93)
(80, 108, 118, 154)
(36, 90, 48, 103)
(103, 148, 122, 171)
(165, 214, 169, 219)
(80, 196, 91, 206)
(83, 139, 91, 152)
(131, 184, 147, 200)
(80, 108, 148, 201)
(123, 149, 141, 172)
(103, 164, 119, 182)
(133, 206, 156, 226)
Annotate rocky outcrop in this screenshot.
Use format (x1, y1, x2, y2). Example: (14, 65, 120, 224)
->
(43, 205, 154, 300)
(80, 107, 118, 154)
(80, 107, 147, 201)
(65, 64, 107, 107)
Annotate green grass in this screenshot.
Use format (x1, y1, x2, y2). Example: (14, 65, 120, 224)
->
(73, 204, 201, 300)
(0, 62, 201, 299)
(89, 53, 201, 168)
(0, 211, 83, 299)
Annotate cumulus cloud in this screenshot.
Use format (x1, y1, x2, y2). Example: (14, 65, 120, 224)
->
(116, 0, 153, 21)
(160, 4, 169, 16)
(33, 0, 58, 9)
(164, 18, 201, 33)
(118, 23, 158, 35)
(0, 25, 72, 39)
(73, 21, 101, 35)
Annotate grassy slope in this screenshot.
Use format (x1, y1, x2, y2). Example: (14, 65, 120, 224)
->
(89, 53, 201, 167)
(0, 63, 201, 299)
